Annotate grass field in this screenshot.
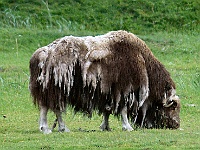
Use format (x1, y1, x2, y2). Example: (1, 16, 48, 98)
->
(0, 0, 200, 149)
(0, 28, 199, 150)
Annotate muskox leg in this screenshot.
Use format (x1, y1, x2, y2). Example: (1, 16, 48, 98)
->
(140, 101, 149, 128)
(121, 106, 133, 131)
(140, 109, 146, 128)
(54, 111, 70, 132)
(100, 111, 111, 131)
(114, 89, 121, 114)
(39, 106, 52, 134)
(131, 100, 138, 125)
(138, 85, 149, 108)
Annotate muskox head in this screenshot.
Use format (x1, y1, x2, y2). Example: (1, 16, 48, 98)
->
(136, 89, 181, 129)
(158, 95, 181, 129)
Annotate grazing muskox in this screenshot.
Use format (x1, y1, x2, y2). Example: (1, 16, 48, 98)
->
(29, 30, 180, 134)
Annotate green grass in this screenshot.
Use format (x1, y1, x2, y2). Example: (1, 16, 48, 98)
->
(0, 28, 199, 150)
(0, 0, 200, 149)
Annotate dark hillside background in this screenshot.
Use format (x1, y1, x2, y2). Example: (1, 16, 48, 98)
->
(0, 0, 199, 33)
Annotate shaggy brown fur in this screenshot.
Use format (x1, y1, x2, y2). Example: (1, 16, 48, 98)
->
(29, 31, 149, 117)
(29, 30, 180, 131)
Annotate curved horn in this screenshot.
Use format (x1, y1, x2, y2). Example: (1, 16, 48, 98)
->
(163, 101, 174, 107)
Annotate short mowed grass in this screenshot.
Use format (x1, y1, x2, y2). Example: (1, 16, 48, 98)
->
(0, 28, 199, 150)
(0, 0, 200, 149)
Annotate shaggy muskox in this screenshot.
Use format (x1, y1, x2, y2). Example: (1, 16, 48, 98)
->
(29, 30, 180, 134)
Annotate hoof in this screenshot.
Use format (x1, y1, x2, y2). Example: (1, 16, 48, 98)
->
(100, 126, 111, 131)
(122, 126, 133, 131)
(40, 127, 52, 134)
(100, 124, 111, 131)
(59, 127, 70, 133)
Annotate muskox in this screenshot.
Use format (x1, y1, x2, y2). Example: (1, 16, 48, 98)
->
(29, 30, 180, 134)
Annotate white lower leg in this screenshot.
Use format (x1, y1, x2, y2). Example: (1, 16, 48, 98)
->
(39, 106, 52, 134)
(140, 102, 148, 128)
(121, 106, 133, 131)
(141, 114, 145, 128)
(115, 90, 121, 114)
(55, 111, 70, 132)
